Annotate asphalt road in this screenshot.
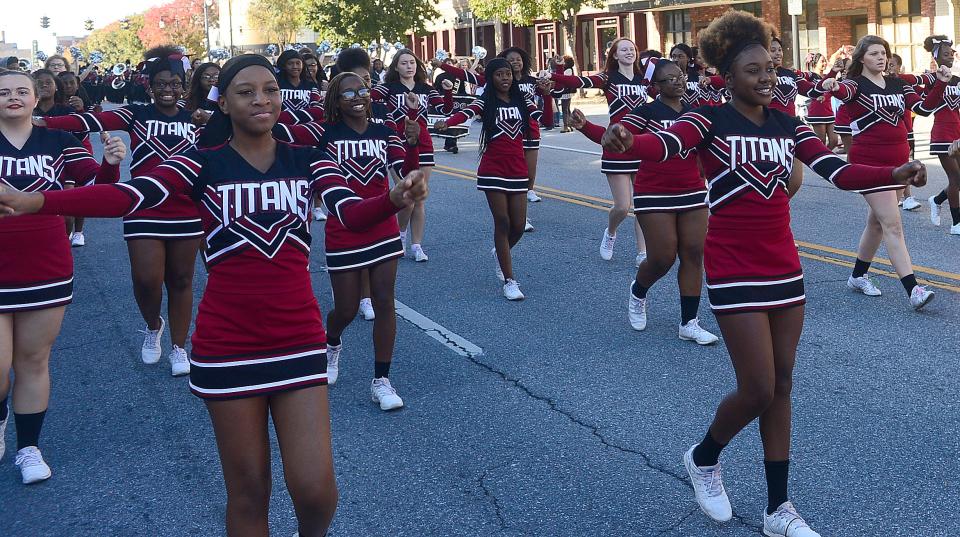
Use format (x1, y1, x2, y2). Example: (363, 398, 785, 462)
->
(3, 106, 958, 537)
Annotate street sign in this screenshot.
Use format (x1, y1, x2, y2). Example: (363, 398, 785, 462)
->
(788, 0, 803, 16)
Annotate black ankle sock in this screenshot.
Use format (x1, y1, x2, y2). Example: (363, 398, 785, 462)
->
(680, 295, 700, 325)
(901, 273, 918, 295)
(764, 460, 790, 515)
(851, 258, 871, 278)
(14, 411, 46, 450)
(631, 280, 648, 299)
(327, 335, 341, 347)
(374, 361, 391, 379)
(0, 397, 8, 422)
(692, 429, 726, 467)
(934, 190, 948, 205)
(951, 207, 960, 226)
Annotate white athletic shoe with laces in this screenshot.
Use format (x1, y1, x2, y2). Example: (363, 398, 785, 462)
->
(411, 244, 429, 262)
(491, 248, 504, 283)
(524, 218, 535, 232)
(901, 196, 921, 211)
(684, 445, 732, 522)
(910, 285, 934, 310)
(15, 446, 52, 484)
(600, 228, 616, 260)
(628, 282, 647, 331)
(70, 232, 85, 247)
(950, 223, 960, 235)
(169, 345, 190, 377)
(311, 207, 327, 221)
(929, 196, 942, 226)
(527, 190, 542, 202)
(763, 501, 821, 537)
(359, 298, 375, 321)
(371, 378, 404, 410)
(140, 317, 165, 364)
(503, 279, 525, 301)
(635, 252, 647, 268)
(326, 343, 342, 385)
(679, 318, 719, 345)
(847, 275, 881, 296)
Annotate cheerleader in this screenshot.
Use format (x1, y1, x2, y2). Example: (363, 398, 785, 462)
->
(669, 44, 708, 108)
(55, 70, 98, 245)
(802, 53, 838, 150)
(276, 50, 322, 112)
(0, 54, 427, 534)
(541, 38, 650, 266)
(372, 49, 453, 262)
(435, 58, 541, 300)
(921, 36, 960, 234)
(0, 70, 126, 483)
(599, 11, 926, 534)
(185, 62, 220, 114)
(819, 35, 945, 308)
(570, 60, 717, 344)
(38, 47, 203, 375)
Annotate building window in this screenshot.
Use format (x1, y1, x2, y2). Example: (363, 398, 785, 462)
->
(579, 19, 597, 71)
(878, 0, 926, 72)
(797, 0, 820, 64)
(663, 10, 692, 52)
(735, 2, 763, 17)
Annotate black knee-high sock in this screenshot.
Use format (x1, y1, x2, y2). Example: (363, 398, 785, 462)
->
(680, 295, 700, 325)
(0, 397, 8, 422)
(374, 361, 391, 379)
(631, 280, 648, 299)
(933, 190, 948, 205)
(14, 411, 46, 450)
(327, 335, 341, 347)
(851, 258, 871, 278)
(951, 207, 960, 226)
(900, 274, 918, 295)
(764, 460, 790, 515)
(692, 429, 726, 467)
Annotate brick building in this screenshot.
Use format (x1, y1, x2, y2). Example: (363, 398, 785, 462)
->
(410, 0, 958, 74)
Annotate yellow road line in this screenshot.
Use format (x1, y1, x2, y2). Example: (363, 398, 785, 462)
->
(433, 166, 959, 292)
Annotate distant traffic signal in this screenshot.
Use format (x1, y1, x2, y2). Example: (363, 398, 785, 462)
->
(84, 19, 94, 32)
(40, 16, 50, 29)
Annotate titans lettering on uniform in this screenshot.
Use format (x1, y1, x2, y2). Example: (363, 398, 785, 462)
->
(925, 74, 960, 154)
(278, 79, 321, 112)
(214, 178, 312, 225)
(0, 154, 56, 184)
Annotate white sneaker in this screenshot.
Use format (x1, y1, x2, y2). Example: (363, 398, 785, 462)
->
(950, 223, 960, 235)
(910, 285, 934, 310)
(628, 282, 647, 331)
(847, 275, 881, 296)
(635, 252, 647, 268)
(371, 377, 404, 410)
(524, 218, 535, 232)
(600, 228, 616, 260)
(15, 446, 52, 484)
(169, 345, 190, 377)
(399, 231, 408, 255)
(763, 501, 821, 537)
(140, 317, 165, 364)
(70, 232, 85, 247)
(491, 248, 504, 283)
(411, 244, 429, 262)
(929, 196, 942, 226)
(901, 196, 921, 211)
(0, 415, 6, 461)
(503, 279, 525, 301)
(683, 445, 732, 522)
(326, 343, 342, 385)
(359, 298, 375, 321)
(679, 318, 719, 345)
(527, 190, 542, 202)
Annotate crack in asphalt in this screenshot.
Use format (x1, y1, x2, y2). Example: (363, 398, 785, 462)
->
(656, 507, 699, 535)
(478, 467, 508, 530)
(423, 327, 475, 355)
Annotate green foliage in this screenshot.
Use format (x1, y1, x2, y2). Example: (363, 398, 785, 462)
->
(469, 0, 604, 25)
(300, 0, 438, 45)
(78, 15, 147, 66)
(248, 0, 305, 47)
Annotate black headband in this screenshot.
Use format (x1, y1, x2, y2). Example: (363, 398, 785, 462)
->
(718, 40, 763, 74)
(199, 54, 278, 149)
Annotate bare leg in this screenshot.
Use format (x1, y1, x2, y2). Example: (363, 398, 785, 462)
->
(11, 307, 67, 415)
(127, 239, 166, 331)
(857, 190, 915, 278)
(757, 306, 804, 461)
(163, 238, 201, 348)
(409, 167, 432, 245)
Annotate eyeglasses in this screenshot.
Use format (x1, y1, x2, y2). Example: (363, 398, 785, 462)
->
(153, 81, 184, 90)
(201, 74, 219, 81)
(656, 74, 687, 85)
(340, 88, 370, 100)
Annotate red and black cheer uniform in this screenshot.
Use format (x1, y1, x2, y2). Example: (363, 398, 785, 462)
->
(273, 119, 419, 271)
(43, 104, 202, 239)
(683, 78, 708, 108)
(37, 142, 403, 399)
(910, 72, 960, 155)
(618, 104, 899, 313)
(442, 95, 541, 192)
(279, 78, 322, 112)
(708, 67, 821, 116)
(36, 102, 92, 152)
(834, 101, 851, 137)
(550, 67, 654, 173)
(371, 81, 453, 167)
(436, 64, 552, 148)
(580, 99, 707, 213)
(0, 127, 118, 312)
(818, 75, 945, 192)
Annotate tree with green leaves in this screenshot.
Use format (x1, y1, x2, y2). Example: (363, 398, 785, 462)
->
(299, 0, 438, 45)
(78, 15, 147, 66)
(248, 0, 304, 49)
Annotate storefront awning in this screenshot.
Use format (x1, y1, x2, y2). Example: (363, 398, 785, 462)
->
(607, 0, 759, 12)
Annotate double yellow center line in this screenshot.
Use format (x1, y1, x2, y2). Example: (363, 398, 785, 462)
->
(434, 164, 960, 293)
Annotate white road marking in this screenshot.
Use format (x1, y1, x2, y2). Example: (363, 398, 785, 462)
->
(394, 300, 484, 357)
(539, 144, 602, 156)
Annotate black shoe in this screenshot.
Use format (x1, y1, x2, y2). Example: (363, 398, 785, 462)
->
(448, 146, 458, 154)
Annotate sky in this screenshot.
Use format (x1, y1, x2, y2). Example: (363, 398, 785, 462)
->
(0, 0, 162, 52)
